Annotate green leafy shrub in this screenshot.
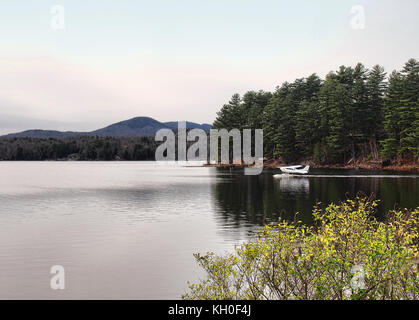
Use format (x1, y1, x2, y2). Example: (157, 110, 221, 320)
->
(183, 198, 419, 300)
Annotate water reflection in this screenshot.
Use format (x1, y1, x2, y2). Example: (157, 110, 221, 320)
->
(212, 168, 418, 229)
(275, 176, 310, 195)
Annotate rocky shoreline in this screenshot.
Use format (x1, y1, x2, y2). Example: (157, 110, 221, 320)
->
(204, 158, 419, 173)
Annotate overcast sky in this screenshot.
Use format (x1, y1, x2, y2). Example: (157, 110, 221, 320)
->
(0, 0, 418, 134)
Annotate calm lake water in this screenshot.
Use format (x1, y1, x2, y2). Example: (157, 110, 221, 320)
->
(0, 162, 417, 299)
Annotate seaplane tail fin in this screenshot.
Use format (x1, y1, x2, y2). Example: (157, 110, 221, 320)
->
(303, 166, 310, 171)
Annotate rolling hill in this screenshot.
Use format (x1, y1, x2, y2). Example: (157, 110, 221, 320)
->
(2, 117, 212, 139)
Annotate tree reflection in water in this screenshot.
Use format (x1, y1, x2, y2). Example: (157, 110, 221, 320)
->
(211, 168, 418, 232)
(275, 175, 310, 195)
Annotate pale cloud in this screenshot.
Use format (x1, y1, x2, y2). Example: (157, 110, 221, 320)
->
(0, 55, 283, 133)
(0, 57, 136, 125)
(0, 0, 418, 134)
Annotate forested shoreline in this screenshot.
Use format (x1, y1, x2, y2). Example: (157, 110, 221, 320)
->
(214, 59, 418, 167)
(1, 59, 417, 167)
(0, 136, 157, 161)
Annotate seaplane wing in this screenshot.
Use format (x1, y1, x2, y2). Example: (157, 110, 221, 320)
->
(279, 165, 310, 175)
(280, 165, 303, 169)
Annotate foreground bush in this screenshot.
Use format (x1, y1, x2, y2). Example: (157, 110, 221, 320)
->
(183, 198, 418, 300)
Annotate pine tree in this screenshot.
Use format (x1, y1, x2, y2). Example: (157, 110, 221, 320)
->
(295, 99, 320, 156)
(366, 65, 387, 138)
(242, 90, 272, 130)
(262, 95, 281, 158)
(213, 93, 243, 130)
(294, 74, 322, 156)
(382, 59, 419, 160)
(266, 82, 296, 162)
(399, 59, 419, 158)
(318, 76, 350, 163)
(382, 71, 403, 159)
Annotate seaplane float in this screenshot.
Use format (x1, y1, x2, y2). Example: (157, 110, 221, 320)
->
(278, 165, 310, 175)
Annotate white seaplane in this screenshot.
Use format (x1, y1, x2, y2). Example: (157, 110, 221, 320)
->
(279, 165, 310, 175)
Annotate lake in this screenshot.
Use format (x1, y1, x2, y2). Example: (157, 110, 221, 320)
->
(0, 162, 417, 299)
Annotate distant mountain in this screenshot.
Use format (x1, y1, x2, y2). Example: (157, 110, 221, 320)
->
(90, 117, 168, 137)
(1, 117, 212, 139)
(163, 121, 212, 132)
(2, 130, 87, 139)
